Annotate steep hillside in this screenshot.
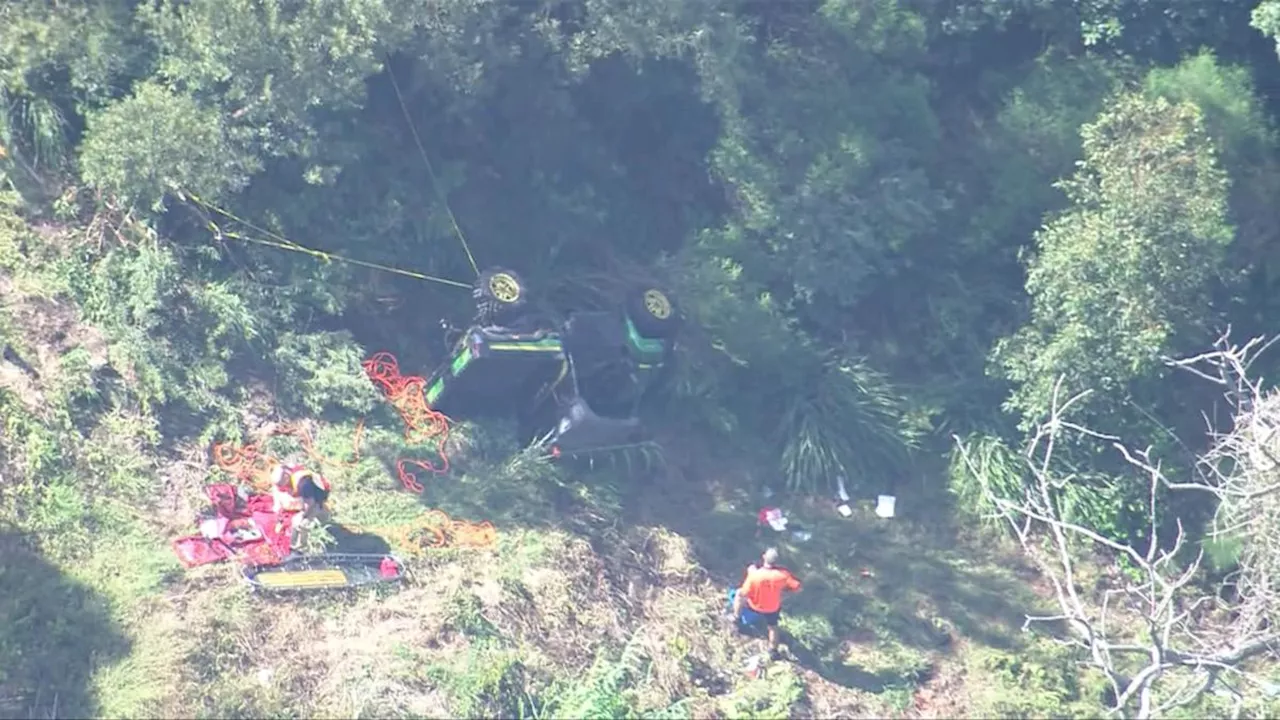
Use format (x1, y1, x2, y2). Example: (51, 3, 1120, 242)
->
(0, 208, 1092, 719)
(7, 1, 1280, 716)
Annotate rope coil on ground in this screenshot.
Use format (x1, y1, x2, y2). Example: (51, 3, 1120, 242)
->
(359, 351, 497, 551)
(209, 352, 496, 553)
(360, 351, 451, 490)
(372, 509, 498, 556)
(212, 420, 364, 492)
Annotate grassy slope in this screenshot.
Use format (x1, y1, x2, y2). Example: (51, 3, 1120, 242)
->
(0, 209, 1104, 720)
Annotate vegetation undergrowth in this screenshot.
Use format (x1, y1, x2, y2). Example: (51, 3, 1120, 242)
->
(7, 1, 1280, 717)
(0, 202, 1091, 716)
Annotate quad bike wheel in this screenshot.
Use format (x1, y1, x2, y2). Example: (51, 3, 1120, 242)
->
(626, 286, 679, 339)
(473, 267, 528, 326)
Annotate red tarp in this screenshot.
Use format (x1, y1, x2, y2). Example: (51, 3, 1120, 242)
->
(172, 484, 296, 568)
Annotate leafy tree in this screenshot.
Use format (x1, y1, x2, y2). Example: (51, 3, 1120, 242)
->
(992, 92, 1234, 435)
(865, 50, 1125, 432)
(0, 1, 150, 178)
(1144, 51, 1280, 347)
(140, 0, 409, 164)
(1252, 0, 1280, 57)
(78, 81, 258, 211)
(698, 0, 945, 342)
(0, 1, 146, 108)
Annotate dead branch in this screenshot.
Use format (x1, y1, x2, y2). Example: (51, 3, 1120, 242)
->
(956, 331, 1280, 718)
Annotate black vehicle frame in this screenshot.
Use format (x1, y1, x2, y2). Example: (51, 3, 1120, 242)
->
(421, 267, 679, 461)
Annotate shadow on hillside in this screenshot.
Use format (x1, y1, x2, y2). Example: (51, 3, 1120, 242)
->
(0, 530, 132, 719)
(724, 619, 917, 693)
(622, 452, 1036, 692)
(348, 417, 1033, 694)
(328, 524, 393, 555)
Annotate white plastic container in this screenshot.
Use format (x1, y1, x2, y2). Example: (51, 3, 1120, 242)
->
(875, 495, 896, 518)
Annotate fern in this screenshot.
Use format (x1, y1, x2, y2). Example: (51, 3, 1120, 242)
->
(537, 639, 648, 720)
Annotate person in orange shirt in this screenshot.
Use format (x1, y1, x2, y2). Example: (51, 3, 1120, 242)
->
(730, 547, 801, 657)
(269, 462, 332, 552)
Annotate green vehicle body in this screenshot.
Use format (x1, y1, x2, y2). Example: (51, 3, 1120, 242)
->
(423, 283, 678, 460)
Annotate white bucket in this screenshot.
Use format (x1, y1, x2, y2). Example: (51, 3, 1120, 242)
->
(875, 495, 896, 518)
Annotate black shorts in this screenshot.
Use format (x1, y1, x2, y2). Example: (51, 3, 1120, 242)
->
(742, 606, 781, 628)
(756, 609, 781, 627)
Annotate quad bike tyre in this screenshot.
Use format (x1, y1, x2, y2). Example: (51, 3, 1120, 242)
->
(626, 286, 679, 339)
(473, 267, 528, 326)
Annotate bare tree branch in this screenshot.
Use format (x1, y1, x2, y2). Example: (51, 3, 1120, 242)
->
(957, 330, 1280, 718)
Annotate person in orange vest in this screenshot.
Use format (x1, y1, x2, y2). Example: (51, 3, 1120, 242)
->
(269, 462, 332, 551)
(729, 547, 802, 658)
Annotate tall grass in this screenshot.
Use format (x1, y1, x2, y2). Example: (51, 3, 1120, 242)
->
(949, 431, 1145, 542)
(947, 432, 1026, 530)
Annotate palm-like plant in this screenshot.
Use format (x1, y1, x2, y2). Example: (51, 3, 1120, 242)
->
(0, 89, 69, 172)
(778, 357, 915, 495)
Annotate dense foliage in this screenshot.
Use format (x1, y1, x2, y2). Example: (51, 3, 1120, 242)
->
(6, 0, 1280, 716)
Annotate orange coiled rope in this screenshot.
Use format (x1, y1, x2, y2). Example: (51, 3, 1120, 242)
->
(357, 351, 496, 552)
(360, 351, 451, 493)
(212, 420, 365, 492)
(377, 509, 498, 555)
(208, 351, 495, 553)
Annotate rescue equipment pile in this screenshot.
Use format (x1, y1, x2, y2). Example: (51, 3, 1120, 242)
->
(171, 484, 296, 568)
(170, 350, 496, 573)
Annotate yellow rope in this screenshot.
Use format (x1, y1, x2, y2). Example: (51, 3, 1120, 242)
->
(384, 54, 482, 278)
(180, 190, 473, 290)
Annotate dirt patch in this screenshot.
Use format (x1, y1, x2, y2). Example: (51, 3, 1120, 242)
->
(0, 273, 112, 410)
(156, 442, 217, 536)
(0, 359, 43, 408)
(907, 646, 970, 719)
(798, 666, 879, 718)
(0, 275, 110, 367)
(304, 588, 455, 716)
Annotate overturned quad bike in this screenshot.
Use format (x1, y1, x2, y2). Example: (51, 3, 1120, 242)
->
(426, 267, 679, 469)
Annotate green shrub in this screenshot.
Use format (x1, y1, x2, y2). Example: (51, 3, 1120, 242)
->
(272, 330, 383, 417)
(427, 639, 529, 719)
(968, 639, 1106, 719)
(718, 662, 806, 720)
(78, 81, 257, 211)
(665, 251, 915, 496)
(779, 357, 916, 495)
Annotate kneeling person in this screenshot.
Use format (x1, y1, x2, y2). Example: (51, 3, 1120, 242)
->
(269, 463, 332, 551)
